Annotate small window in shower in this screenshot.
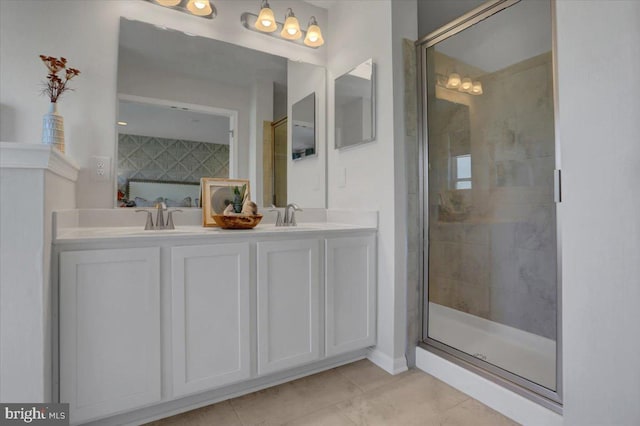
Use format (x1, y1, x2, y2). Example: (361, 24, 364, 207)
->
(452, 154, 472, 189)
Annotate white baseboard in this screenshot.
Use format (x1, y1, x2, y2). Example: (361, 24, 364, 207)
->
(367, 348, 408, 375)
(415, 347, 563, 426)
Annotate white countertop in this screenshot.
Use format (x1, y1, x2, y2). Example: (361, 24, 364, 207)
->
(54, 222, 376, 244)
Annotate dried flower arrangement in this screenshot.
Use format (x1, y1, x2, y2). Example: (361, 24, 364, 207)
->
(39, 55, 80, 103)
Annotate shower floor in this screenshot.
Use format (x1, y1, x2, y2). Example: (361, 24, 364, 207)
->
(428, 302, 556, 390)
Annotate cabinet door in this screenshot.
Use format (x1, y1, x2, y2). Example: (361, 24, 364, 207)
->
(257, 239, 320, 375)
(170, 243, 251, 397)
(325, 235, 377, 356)
(59, 247, 161, 424)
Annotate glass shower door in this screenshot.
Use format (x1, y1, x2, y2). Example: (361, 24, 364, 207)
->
(421, 0, 560, 401)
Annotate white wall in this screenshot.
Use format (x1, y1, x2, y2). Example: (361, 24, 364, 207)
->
(288, 61, 327, 208)
(0, 0, 326, 208)
(326, 0, 416, 372)
(556, 1, 640, 425)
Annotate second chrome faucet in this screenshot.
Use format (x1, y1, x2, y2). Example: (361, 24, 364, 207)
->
(269, 203, 302, 226)
(136, 202, 182, 230)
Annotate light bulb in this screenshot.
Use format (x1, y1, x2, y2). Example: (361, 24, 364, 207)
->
(255, 0, 277, 32)
(186, 0, 212, 16)
(460, 77, 472, 92)
(304, 17, 324, 47)
(471, 81, 483, 95)
(281, 8, 301, 40)
(446, 73, 461, 89)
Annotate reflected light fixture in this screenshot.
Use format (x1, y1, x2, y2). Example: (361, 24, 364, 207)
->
(471, 81, 483, 95)
(460, 77, 473, 92)
(145, 0, 216, 19)
(255, 0, 277, 32)
(117, 121, 128, 126)
(304, 16, 324, 47)
(281, 8, 301, 40)
(446, 73, 461, 89)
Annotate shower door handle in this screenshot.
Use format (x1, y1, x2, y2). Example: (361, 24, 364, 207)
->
(554, 169, 562, 203)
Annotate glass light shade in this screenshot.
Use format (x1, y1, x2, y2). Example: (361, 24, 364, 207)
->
(281, 10, 301, 40)
(155, 0, 181, 6)
(471, 81, 483, 95)
(460, 77, 473, 92)
(186, 0, 212, 16)
(255, 3, 277, 32)
(446, 73, 461, 89)
(304, 17, 324, 47)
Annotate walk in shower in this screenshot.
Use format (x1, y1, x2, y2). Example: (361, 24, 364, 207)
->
(417, 0, 561, 407)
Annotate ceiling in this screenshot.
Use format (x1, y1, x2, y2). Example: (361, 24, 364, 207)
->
(118, 100, 231, 145)
(118, 18, 288, 88)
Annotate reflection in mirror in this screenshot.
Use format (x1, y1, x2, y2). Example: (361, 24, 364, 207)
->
(291, 93, 316, 160)
(335, 58, 375, 149)
(116, 18, 326, 208)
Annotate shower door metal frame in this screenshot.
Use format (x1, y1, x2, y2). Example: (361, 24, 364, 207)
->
(416, 0, 563, 412)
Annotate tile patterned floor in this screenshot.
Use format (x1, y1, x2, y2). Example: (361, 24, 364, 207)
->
(146, 360, 519, 426)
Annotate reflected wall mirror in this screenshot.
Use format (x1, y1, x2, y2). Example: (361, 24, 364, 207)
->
(334, 58, 375, 149)
(115, 18, 326, 208)
(291, 92, 316, 160)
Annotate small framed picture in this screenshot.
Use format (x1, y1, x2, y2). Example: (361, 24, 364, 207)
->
(200, 178, 251, 227)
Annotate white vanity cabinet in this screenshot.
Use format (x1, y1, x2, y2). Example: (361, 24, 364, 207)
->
(325, 235, 377, 356)
(170, 243, 251, 397)
(59, 247, 161, 424)
(256, 239, 321, 375)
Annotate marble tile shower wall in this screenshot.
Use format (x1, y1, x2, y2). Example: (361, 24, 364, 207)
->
(428, 53, 557, 340)
(117, 134, 229, 193)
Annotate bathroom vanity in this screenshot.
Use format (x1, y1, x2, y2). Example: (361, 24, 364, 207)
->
(53, 209, 377, 425)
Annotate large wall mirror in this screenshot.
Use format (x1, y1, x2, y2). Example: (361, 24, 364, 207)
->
(334, 58, 376, 149)
(116, 18, 326, 208)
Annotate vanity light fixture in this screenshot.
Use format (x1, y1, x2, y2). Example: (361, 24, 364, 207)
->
(438, 73, 484, 96)
(255, 0, 277, 32)
(145, 0, 216, 19)
(117, 121, 128, 126)
(281, 8, 302, 40)
(241, 2, 325, 48)
(304, 16, 324, 47)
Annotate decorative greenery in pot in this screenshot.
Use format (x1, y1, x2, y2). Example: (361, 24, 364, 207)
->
(39, 55, 80, 153)
(232, 184, 247, 213)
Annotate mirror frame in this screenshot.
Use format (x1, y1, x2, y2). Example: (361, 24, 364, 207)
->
(334, 58, 376, 149)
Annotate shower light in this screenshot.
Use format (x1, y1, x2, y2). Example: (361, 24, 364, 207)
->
(281, 8, 301, 40)
(304, 16, 324, 47)
(460, 77, 473, 92)
(255, 0, 277, 32)
(471, 81, 483, 95)
(446, 73, 461, 89)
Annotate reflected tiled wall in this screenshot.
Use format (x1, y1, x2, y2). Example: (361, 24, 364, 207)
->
(117, 134, 229, 193)
(428, 52, 557, 340)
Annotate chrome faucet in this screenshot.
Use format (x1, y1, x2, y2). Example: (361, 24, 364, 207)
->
(155, 202, 167, 229)
(283, 203, 302, 226)
(269, 204, 284, 227)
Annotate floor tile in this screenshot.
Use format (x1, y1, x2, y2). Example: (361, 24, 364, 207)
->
(439, 398, 520, 426)
(282, 405, 357, 426)
(229, 369, 362, 426)
(336, 359, 407, 392)
(144, 400, 241, 426)
(336, 370, 470, 426)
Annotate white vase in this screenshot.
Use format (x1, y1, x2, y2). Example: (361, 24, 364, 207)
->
(42, 102, 65, 153)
